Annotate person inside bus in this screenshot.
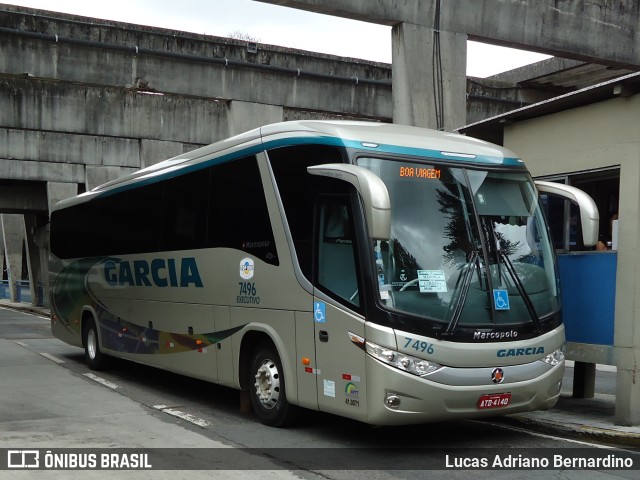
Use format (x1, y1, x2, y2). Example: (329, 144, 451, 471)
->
(595, 212, 618, 251)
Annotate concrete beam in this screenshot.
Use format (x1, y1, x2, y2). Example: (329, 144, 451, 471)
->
(1, 29, 392, 124)
(456, 0, 640, 69)
(258, 1, 640, 69)
(0, 183, 48, 214)
(0, 159, 85, 184)
(0, 127, 140, 168)
(0, 77, 230, 146)
(258, 0, 422, 24)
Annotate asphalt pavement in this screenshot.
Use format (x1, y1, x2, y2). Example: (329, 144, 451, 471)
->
(1, 298, 639, 450)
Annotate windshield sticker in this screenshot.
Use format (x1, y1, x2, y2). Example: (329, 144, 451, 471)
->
(392, 269, 409, 288)
(417, 270, 447, 293)
(239, 257, 254, 279)
(493, 289, 511, 310)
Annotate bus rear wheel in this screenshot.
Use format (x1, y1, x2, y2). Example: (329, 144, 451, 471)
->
(83, 318, 108, 371)
(249, 344, 296, 427)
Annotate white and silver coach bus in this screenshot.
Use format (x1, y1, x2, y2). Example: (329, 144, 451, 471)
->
(50, 121, 599, 427)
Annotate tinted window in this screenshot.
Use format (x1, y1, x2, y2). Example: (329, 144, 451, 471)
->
(51, 155, 278, 265)
(316, 196, 360, 308)
(208, 156, 278, 265)
(268, 145, 347, 279)
(161, 170, 210, 251)
(51, 183, 162, 259)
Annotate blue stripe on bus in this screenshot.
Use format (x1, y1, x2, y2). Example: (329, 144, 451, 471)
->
(94, 135, 521, 199)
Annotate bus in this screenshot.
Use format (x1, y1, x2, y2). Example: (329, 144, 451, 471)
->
(49, 120, 599, 427)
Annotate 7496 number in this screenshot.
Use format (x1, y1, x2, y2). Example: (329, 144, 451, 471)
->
(403, 337, 434, 354)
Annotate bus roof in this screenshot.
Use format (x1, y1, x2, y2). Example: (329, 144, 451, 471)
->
(258, 120, 521, 165)
(53, 120, 522, 211)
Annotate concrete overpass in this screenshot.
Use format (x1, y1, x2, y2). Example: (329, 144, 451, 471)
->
(259, 0, 640, 130)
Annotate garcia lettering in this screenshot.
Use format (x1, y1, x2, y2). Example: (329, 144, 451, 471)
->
(104, 257, 203, 288)
(497, 347, 544, 357)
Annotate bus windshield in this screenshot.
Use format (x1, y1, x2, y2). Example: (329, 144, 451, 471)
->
(357, 157, 558, 332)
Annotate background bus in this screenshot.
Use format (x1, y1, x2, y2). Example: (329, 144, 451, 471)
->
(49, 120, 598, 427)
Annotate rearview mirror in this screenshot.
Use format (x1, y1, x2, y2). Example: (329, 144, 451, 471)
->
(308, 164, 391, 240)
(535, 180, 600, 247)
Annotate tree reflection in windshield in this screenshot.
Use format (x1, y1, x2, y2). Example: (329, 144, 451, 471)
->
(358, 157, 559, 330)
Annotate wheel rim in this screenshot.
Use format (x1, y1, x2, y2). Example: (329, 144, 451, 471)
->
(254, 358, 280, 409)
(87, 328, 97, 360)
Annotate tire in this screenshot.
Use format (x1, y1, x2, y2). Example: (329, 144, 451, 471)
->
(249, 344, 296, 427)
(83, 318, 108, 371)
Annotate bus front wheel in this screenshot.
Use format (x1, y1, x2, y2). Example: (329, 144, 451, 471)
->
(249, 344, 295, 427)
(83, 318, 108, 371)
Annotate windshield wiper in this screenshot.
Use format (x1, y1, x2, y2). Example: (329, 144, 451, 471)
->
(498, 250, 542, 333)
(442, 250, 479, 336)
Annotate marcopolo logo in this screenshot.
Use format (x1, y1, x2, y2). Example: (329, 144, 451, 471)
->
(103, 257, 203, 288)
(474, 330, 518, 340)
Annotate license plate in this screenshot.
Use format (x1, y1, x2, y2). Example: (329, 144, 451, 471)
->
(477, 392, 511, 409)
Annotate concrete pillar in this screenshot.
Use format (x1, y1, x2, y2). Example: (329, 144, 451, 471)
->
(227, 101, 284, 137)
(391, 22, 467, 131)
(34, 224, 50, 308)
(614, 158, 640, 426)
(23, 215, 43, 306)
(0, 221, 5, 292)
(1, 214, 25, 302)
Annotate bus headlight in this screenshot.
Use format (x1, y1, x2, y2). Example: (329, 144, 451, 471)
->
(541, 346, 565, 366)
(365, 341, 442, 377)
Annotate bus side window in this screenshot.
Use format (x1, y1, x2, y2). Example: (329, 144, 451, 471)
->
(316, 196, 360, 308)
(267, 144, 348, 280)
(208, 156, 279, 265)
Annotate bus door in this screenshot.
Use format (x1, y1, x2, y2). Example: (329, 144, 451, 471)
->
(313, 195, 368, 420)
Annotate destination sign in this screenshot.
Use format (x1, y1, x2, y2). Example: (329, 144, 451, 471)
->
(399, 166, 441, 179)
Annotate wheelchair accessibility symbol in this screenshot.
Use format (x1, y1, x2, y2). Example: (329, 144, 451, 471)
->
(314, 302, 326, 323)
(493, 289, 510, 310)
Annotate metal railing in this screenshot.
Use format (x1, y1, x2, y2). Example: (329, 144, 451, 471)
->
(0, 279, 44, 306)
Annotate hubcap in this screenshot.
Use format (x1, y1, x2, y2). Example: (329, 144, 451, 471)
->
(254, 358, 280, 409)
(87, 328, 97, 360)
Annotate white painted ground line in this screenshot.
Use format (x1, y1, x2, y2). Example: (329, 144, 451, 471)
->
(83, 372, 120, 390)
(153, 405, 210, 428)
(39, 352, 66, 364)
